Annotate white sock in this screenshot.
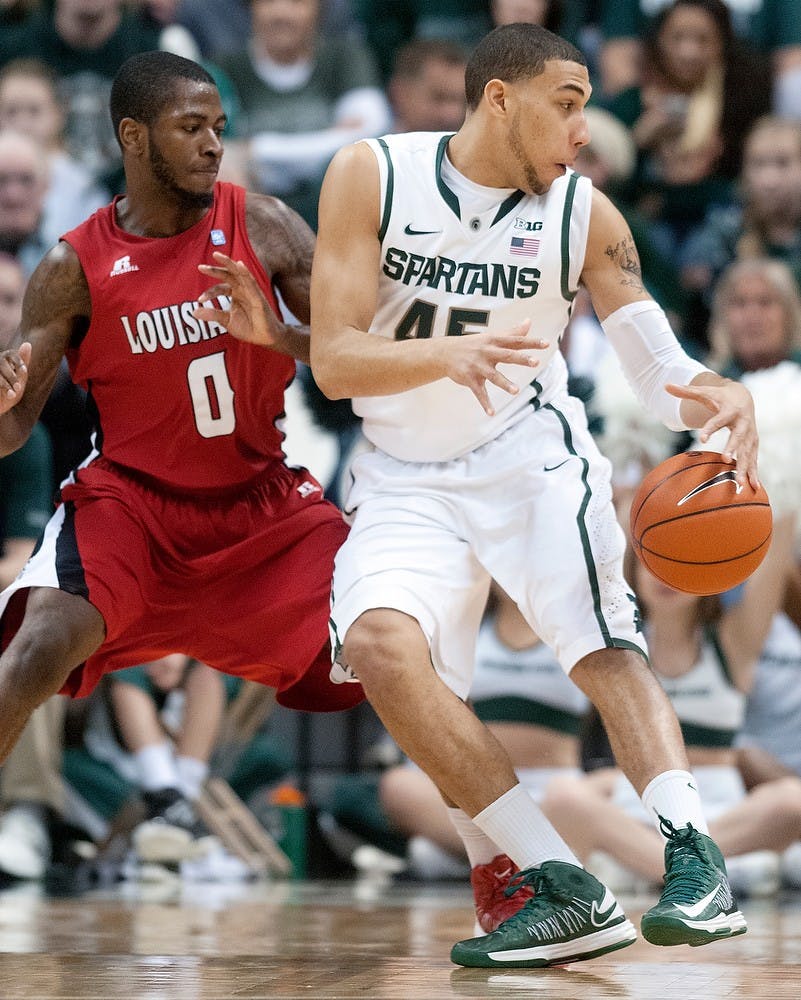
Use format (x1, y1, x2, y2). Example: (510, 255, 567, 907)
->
(448, 807, 502, 867)
(641, 769, 709, 836)
(135, 742, 179, 792)
(472, 783, 581, 870)
(176, 756, 209, 801)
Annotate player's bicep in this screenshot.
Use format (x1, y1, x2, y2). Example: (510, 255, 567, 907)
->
(311, 144, 382, 353)
(247, 194, 315, 325)
(15, 244, 89, 421)
(580, 189, 652, 322)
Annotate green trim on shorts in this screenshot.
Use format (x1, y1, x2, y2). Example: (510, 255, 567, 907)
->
(544, 401, 610, 645)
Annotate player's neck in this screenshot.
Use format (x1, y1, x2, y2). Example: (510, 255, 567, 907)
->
(114, 192, 211, 239)
(447, 121, 517, 190)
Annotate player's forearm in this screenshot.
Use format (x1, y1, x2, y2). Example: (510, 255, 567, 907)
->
(312, 327, 448, 400)
(270, 323, 311, 365)
(0, 411, 34, 459)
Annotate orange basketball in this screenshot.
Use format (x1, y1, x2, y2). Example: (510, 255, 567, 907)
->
(629, 450, 772, 595)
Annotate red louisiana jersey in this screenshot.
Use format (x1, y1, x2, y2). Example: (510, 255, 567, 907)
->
(62, 182, 295, 495)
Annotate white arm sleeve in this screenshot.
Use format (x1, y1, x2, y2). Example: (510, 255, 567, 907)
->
(600, 300, 708, 432)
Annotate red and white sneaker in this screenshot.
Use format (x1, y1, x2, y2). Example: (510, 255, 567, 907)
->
(471, 853, 534, 934)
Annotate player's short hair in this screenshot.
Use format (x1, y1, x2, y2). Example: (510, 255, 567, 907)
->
(110, 50, 216, 142)
(464, 23, 586, 110)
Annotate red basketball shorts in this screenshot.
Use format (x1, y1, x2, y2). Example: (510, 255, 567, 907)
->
(0, 457, 363, 712)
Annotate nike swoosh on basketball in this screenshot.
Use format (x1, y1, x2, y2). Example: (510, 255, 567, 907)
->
(672, 884, 722, 918)
(677, 470, 743, 506)
(544, 459, 569, 472)
(404, 224, 442, 235)
(590, 894, 620, 927)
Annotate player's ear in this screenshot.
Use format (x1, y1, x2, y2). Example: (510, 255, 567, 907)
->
(484, 79, 509, 118)
(119, 117, 146, 155)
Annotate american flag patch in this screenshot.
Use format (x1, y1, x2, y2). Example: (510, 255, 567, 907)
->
(510, 236, 540, 257)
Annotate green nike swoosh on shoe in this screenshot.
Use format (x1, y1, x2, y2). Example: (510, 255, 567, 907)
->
(641, 818, 748, 947)
(451, 860, 637, 968)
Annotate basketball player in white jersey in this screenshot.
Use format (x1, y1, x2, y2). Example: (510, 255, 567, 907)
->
(204, 22, 759, 968)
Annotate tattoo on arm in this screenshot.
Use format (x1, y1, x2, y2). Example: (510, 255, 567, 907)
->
(605, 237, 645, 293)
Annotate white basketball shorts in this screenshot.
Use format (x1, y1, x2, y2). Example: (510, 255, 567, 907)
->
(330, 393, 647, 700)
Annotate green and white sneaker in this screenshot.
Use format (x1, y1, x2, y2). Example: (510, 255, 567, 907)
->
(450, 860, 637, 968)
(641, 819, 747, 947)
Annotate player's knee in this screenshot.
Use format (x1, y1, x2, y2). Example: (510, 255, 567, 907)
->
(1, 618, 75, 700)
(342, 609, 423, 686)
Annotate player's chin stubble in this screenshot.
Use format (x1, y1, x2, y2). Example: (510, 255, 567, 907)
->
(149, 144, 215, 210)
(508, 113, 547, 196)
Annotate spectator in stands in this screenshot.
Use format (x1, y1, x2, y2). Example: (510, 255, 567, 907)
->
(0, 59, 109, 247)
(488, 0, 588, 44)
(736, 605, 801, 888)
(388, 38, 467, 135)
(681, 116, 801, 342)
(217, 0, 391, 230)
(105, 657, 225, 864)
(0, 0, 195, 190)
(74, 656, 291, 868)
(0, 128, 50, 276)
(172, 0, 252, 60)
(356, 1, 491, 82)
(606, 0, 772, 259)
(0, 0, 38, 29)
(704, 257, 801, 376)
(597, 0, 801, 116)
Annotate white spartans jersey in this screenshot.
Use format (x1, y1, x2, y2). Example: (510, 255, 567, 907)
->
(357, 131, 593, 462)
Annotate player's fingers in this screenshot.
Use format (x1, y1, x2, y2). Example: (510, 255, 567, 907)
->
(665, 382, 717, 410)
(192, 306, 230, 326)
(484, 367, 521, 396)
(471, 382, 495, 416)
(499, 349, 541, 368)
(197, 283, 232, 302)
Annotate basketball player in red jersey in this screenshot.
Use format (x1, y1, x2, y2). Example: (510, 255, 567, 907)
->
(0, 50, 364, 770)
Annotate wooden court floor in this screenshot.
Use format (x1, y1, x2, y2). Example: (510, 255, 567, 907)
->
(0, 876, 799, 999)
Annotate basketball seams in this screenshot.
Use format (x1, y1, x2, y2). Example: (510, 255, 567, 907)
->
(630, 458, 741, 537)
(639, 537, 772, 566)
(629, 450, 773, 595)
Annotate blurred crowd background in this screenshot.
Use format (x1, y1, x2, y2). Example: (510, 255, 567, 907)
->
(2, 0, 801, 901)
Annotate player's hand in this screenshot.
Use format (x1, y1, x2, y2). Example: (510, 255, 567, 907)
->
(195, 252, 284, 348)
(0, 342, 31, 415)
(666, 379, 759, 489)
(442, 320, 549, 416)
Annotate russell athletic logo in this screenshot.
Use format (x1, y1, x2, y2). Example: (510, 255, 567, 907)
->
(677, 470, 743, 506)
(109, 255, 139, 277)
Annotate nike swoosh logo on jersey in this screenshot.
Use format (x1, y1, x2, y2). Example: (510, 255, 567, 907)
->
(672, 883, 724, 918)
(677, 470, 743, 506)
(403, 224, 442, 235)
(544, 459, 569, 472)
(590, 893, 620, 927)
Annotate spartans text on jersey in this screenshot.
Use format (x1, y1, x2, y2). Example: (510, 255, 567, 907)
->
(382, 248, 540, 299)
